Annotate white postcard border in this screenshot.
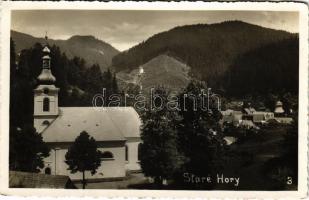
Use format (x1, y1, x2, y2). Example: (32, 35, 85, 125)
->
(0, 1, 308, 198)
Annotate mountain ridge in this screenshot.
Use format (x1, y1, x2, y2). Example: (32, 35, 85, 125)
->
(11, 30, 119, 71)
(112, 20, 297, 89)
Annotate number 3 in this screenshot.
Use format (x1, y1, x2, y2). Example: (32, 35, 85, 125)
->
(287, 176, 292, 185)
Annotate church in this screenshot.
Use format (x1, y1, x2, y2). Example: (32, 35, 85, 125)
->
(33, 44, 142, 180)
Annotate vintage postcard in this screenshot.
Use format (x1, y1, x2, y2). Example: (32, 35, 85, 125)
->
(0, 1, 308, 198)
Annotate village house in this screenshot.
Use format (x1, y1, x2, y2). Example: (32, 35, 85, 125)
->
(221, 100, 293, 127)
(252, 111, 274, 123)
(220, 109, 242, 125)
(33, 45, 142, 181)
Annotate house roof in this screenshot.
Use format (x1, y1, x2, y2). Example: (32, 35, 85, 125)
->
(223, 136, 237, 145)
(266, 118, 281, 123)
(239, 120, 256, 127)
(9, 171, 76, 188)
(42, 107, 141, 143)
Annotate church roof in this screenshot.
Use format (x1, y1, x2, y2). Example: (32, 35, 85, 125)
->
(106, 107, 141, 138)
(42, 107, 141, 143)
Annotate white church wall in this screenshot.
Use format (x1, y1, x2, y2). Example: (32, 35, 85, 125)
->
(42, 142, 126, 180)
(125, 138, 141, 171)
(95, 146, 126, 179)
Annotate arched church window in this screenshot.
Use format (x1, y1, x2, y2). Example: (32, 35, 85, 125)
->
(138, 143, 142, 161)
(43, 98, 50, 112)
(125, 145, 128, 161)
(45, 167, 51, 175)
(101, 151, 114, 160)
(42, 120, 50, 125)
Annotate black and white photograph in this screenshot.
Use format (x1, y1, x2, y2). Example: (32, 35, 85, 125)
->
(0, 1, 308, 198)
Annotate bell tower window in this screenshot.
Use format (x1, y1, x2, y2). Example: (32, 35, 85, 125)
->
(43, 88, 49, 94)
(43, 98, 50, 112)
(43, 58, 50, 69)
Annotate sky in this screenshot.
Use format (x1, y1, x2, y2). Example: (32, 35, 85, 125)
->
(11, 10, 299, 51)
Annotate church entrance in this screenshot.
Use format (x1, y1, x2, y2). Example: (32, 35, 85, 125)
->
(45, 167, 51, 175)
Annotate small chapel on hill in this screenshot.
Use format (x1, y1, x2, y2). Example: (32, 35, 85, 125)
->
(33, 44, 142, 180)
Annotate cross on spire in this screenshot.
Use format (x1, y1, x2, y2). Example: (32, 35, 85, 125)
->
(44, 31, 49, 45)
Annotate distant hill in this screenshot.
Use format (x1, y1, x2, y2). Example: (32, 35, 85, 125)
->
(117, 54, 191, 92)
(112, 21, 297, 90)
(11, 30, 119, 71)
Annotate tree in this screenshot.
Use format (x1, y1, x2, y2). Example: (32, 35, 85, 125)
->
(140, 87, 185, 187)
(10, 38, 21, 127)
(9, 125, 50, 172)
(176, 80, 226, 189)
(102, 68, 113, 96)
(10, 41, 39, 127)
(65, 131, 102, 189)
(83, 64, 103, 94)
(112, 73, 119, 94)
(281, 92, 298, 115)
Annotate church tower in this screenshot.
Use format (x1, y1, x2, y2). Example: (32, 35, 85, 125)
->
(33, 43, 59, 133)
(274, 100, 284, 117)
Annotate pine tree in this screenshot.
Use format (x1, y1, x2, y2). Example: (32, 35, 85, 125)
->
(102, 68, 112, 94)
(65, 131, 102, 189)
(112, 73, 119, 94)
(83, 64, 103, 94)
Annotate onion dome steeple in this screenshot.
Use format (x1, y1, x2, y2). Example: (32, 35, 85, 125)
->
(37, 33, 56, 84)
(274, 100, 284, 114)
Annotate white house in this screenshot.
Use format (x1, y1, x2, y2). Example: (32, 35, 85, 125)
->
(33, 44, 142, 181)
(220, 109, 242, 125)
(252, 111, 274, 123)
